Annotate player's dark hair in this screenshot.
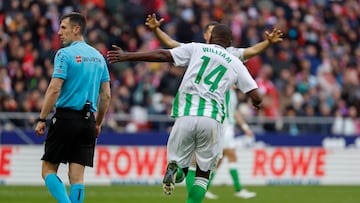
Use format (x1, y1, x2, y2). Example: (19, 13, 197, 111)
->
(210, 24, 233, 48)
(61, 12, 86, 35)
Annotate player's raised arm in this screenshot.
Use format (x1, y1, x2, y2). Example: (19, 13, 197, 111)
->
(107, 45, 174, 63)
(145, 13, 181, 48)
(242, 28, 283, 60)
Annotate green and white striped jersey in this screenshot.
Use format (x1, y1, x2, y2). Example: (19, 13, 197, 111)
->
(169, 43, 257, 123)
(224, 88, 238, 124)
(224, 46, 245, 124)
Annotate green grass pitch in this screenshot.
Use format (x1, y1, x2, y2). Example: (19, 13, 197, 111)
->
(0, 185, 359, 203)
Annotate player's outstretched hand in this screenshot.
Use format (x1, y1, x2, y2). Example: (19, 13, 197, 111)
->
(265, 28, 283, 44)
(145, 13, 164, 30)
(107, 45, 125, 64)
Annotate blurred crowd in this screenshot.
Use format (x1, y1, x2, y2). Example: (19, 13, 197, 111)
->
(0, 0, 359, 135)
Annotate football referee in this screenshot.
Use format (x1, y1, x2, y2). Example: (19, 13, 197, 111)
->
(35, 12, 111, 203)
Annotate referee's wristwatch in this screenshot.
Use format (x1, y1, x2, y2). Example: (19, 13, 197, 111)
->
(36, 118, 47, 123)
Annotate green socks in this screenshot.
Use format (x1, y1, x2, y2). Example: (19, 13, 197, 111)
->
(176, 167, 185, 183)
(186, 177, 208, 203)
(185, 167, 196, 193)
(229, 167, 241, 192)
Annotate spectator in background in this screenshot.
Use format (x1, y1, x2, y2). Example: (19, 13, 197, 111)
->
(0, 66, 11, 97)
(318, 102, 335, 134)
(300, 103, 321, 134)
(296, 59, 317, 95)
(256, 64, 281, 132)
(342, 61, 360, 110)
(332, 105, 360, 136)
(282, 105, 299, 136)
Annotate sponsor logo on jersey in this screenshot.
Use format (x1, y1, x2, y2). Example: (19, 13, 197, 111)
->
(76, 55, 82, 63)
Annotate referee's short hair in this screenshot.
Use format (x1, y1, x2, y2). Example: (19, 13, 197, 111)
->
(61, 12, 86, 35)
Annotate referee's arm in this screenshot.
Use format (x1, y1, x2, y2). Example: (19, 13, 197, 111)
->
(95, 81, 111, 137)
(35, 78, 63, 136)
(39, 78, 63, 120)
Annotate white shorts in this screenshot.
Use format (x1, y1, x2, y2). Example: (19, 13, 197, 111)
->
(167, 116, 223, 172)
(222, 122, 236, 149)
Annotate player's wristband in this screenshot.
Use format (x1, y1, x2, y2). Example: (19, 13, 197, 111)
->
(36, 118, 47, 122)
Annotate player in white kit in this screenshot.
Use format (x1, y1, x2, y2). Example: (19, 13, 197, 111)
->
(144, 13, 283, 199)
(107, 24, 262, 203)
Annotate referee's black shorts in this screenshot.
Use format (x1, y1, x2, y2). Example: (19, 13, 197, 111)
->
(41, 108, 96, 167)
